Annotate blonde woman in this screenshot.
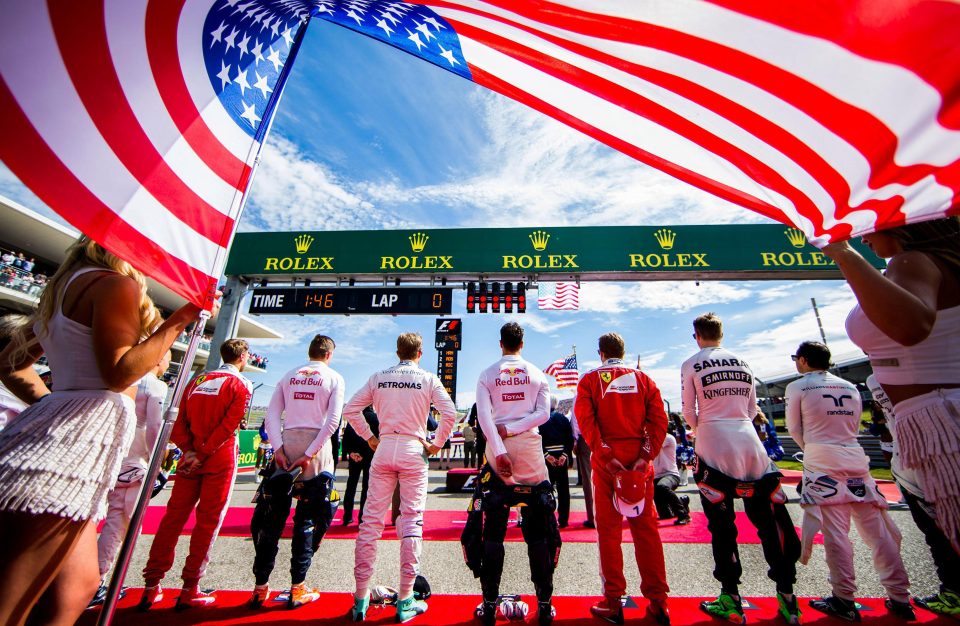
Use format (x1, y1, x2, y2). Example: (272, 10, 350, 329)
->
(0, 237, 204, 625)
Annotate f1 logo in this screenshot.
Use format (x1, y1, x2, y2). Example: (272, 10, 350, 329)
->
(436, 320, 460, 332)
(822, 393, 852, 407)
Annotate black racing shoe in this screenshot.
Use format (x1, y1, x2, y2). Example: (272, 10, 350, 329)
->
(475, 600, 497, 626)
(885, 599, 917, 621)
(538, 601, 556, 625)
(809, 596, 860, 622)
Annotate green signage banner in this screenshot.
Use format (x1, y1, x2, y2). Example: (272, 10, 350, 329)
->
(225, 225, 883, 281)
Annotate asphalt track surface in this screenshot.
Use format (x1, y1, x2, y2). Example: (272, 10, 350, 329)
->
(111, 463, 940, 605)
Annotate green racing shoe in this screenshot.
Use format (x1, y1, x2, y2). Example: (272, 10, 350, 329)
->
(701, 593, 746, 624)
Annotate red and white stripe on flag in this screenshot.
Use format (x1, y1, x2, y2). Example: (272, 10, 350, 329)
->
(0, 1, 308, 308)
(423, 0, 960, 244)
(538, 282, 579, 310)
(545, 354, 579, 388)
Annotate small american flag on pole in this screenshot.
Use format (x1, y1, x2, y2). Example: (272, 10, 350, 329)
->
(538, 282, 579, 311)
(545, 353, 579, 389)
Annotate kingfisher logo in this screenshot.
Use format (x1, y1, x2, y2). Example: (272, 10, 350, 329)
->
(502, 392, 525, 402)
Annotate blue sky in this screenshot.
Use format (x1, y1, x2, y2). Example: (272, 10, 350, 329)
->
(0, 16, 868, 411)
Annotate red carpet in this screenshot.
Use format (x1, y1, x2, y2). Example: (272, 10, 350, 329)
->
(79, 591, 950, 625)
(104, 508, 820, 545)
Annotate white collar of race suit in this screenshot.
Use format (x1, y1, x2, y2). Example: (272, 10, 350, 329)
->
(603, 358, 624, 366)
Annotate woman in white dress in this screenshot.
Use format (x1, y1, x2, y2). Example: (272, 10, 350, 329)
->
(0, 237, 204, 625)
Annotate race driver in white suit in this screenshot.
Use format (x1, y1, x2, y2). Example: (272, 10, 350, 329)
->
(343, 332, 456, 623)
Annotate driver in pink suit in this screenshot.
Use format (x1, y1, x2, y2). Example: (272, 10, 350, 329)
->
(343, 332, 456, 623)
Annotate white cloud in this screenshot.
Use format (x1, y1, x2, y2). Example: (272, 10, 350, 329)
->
(508, 311, 577, 335)
(243, 135, 410, 232)
(578, 281, 752, 314)
(247, 313, 400, 364)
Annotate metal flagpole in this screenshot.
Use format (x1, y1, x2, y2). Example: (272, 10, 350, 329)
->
(810, 297, 829, 345)
(97, 311, 210, 625)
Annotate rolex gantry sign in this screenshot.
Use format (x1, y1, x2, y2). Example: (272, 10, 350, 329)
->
(225, 225, 883, 281)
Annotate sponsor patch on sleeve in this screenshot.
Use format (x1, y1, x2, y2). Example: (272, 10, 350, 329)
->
(191, 376, 226, 396)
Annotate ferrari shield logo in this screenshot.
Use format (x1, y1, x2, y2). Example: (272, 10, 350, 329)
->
(600, 371, 612, 383)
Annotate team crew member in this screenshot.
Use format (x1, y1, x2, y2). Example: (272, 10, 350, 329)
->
(139, 339, 253, 610)
(91, 351, 171, 606)
(255, 421, 272, 483)
(249, 335, 344, 609)
(576, 333, 670, 626)
(653, 433, 690, 525)
(785, 342, 914, 621)
(473, 322, 557, 626)
(341, 406, 379, 526)
(343, 332, 456, 623)
(540, 396, 575, 528)
(681, 313, 801, 624)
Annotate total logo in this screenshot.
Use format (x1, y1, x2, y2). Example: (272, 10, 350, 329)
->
(502, 229, 579, 270)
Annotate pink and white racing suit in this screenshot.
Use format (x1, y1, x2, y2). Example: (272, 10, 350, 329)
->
(343, 359, 456, 601)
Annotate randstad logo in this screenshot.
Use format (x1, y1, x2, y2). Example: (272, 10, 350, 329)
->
(503, 230, 578, 270)
(529, 230, 550, 251)
(653, 228, 676, 250)
(784, 228, 807, 249)
(409, 232, 429, 253)
(294, 234, 314, 254)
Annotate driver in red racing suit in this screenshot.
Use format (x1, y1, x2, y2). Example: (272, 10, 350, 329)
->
(575, 332, 670, 626)
(139, 339, 252, 610)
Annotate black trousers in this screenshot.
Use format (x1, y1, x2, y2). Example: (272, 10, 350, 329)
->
(547, 463, 570, 526)
(653, 474, 684, 519)
(902, 487, 960, 592)
(463, 441, 476, 468)
(251, 477, 334, 585)
(342, 458, 370, 523)
(481, 500, 555, 603)
(697, 460, 799, 596)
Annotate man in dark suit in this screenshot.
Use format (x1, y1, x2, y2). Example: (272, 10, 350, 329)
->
(539, 397, 574, 527)
(341, 406, 379, 526)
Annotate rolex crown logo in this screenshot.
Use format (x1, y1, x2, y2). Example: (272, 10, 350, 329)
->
(785, 228, 807, 249)
(528, 230, 550, 251)
(294, 234, 314, 254)
(653, 228, 676, 250)
(408, 232, 429, 253)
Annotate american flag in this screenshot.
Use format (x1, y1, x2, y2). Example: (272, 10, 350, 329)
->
(2, 2, 959, 308)
(545, 353, 578, 389)
(538, 282, 579, 311)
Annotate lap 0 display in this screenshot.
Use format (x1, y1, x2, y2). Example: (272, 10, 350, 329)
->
(249, 287, 453, 315)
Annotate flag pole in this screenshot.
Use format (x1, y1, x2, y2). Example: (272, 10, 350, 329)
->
(97, 311, 209, 625)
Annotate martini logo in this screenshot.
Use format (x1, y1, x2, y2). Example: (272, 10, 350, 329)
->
(409, 231, 429, 252)
(294, 234, 314, 254)
(784, 228, 807, 249)
(382, 232, 452, 270)
(653, 228, 676, 250)
(503, 229, 578, 269)
(629, 228, 709, 269)
(529, 229, 550, 251)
